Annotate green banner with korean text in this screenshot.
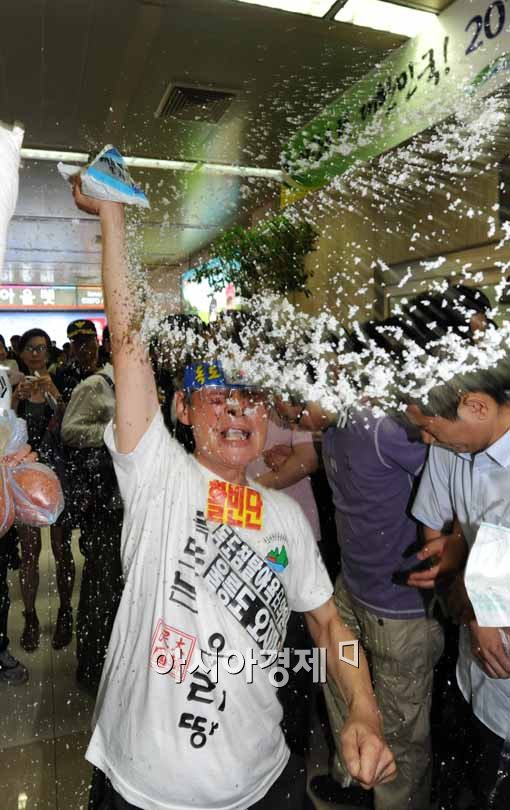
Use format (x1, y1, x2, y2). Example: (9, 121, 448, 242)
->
(281, 0, 510, 204)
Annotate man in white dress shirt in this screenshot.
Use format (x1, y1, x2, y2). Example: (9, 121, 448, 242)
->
(406, 360, 510, 809)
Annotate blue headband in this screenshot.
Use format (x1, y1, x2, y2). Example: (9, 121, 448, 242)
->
(183, 362, 256, 391)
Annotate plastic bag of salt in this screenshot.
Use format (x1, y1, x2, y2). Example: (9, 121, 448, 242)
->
(58, 144, 150, 208)
(465, 521, 510, 627)
(0, 121, 24, 274)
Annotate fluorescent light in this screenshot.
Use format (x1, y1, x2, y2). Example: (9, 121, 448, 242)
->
(234, 0, 334, 16)
(335, 0, 435, 37)
(19, 149, 285, 181)
(20, 149, 90, 163)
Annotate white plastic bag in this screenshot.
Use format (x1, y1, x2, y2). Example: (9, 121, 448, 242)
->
(0, 410, 63, 537)
(0, 468, 15, 536)
(0, 366, 12, 412)
(8, 462, 64, 527)
(58, 145, 150, 208)
(0, 408, 27, 457)
(465, 521, 510, 627)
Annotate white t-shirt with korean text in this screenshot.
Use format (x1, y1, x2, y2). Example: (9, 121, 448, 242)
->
(86, 411, 332, 810)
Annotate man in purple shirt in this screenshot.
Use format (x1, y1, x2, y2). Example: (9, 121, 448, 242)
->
(311, 408, 444, 809)
(325, 411, 429, 621)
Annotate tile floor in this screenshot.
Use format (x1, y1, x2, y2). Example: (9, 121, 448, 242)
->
(0, 530, 94, 810)
(0, 530, 360, 810)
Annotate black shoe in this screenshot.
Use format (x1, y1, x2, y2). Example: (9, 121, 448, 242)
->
(52, 606, 73, 649)
(0, 649, 29, 685)
(310, 775, 374, 807)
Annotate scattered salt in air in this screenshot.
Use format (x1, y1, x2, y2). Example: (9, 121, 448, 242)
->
(104, 86, 510, 425)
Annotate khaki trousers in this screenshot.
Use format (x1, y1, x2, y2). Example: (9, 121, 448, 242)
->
(323, 576, 444, 810)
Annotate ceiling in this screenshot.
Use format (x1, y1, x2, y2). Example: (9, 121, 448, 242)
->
(0, 0, 434, 286)
(395, 0, 452, 10)
(391, 0, 452, 9)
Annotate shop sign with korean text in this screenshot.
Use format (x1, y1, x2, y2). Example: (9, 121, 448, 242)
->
(0, 285, 104, 310)
(281, 0, 510, 203)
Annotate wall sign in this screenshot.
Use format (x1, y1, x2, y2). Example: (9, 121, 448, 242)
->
(0, 285, 104, 310)
(77, 286, 104, 307)
(281, 0, 510, 202)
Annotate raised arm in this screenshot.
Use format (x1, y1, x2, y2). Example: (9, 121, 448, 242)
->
(72, 184, 159, 452)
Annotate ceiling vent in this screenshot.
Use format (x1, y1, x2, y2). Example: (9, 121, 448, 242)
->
(155, 83, 237, 124)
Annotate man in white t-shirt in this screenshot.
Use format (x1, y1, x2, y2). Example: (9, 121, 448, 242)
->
(71, 182, 396, 810)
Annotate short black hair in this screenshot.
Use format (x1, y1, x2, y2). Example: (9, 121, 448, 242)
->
(18, 328, 52, 355)
(405, 358, 510, 420)
(445, 284, 491, 315)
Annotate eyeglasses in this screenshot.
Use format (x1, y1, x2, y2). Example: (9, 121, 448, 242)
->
(23, 344, 47, 355)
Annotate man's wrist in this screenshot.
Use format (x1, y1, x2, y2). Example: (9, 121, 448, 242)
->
(347, 693, 383, 731)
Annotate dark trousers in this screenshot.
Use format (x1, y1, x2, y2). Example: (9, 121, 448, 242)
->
(76, 507, 123, 689)
(277, 612, 312, 756)
(0, 527, 18, 653)
(89, 754, 307, 810)
(0, 541, 10, 654)
(472, 714, 510, 809)
(431, 622, 476, 808)
(249, 754, 306, 809)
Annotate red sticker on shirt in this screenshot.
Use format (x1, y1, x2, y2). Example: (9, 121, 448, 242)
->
(149, 618, 197, 682)
(207, 480, 263, 530)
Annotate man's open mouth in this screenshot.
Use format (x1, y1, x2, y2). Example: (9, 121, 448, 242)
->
(221, 428, 251, 442)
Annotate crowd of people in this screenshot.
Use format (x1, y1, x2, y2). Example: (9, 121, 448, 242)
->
(0, 184, 508, 810)
(0, 318, 120, 692)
